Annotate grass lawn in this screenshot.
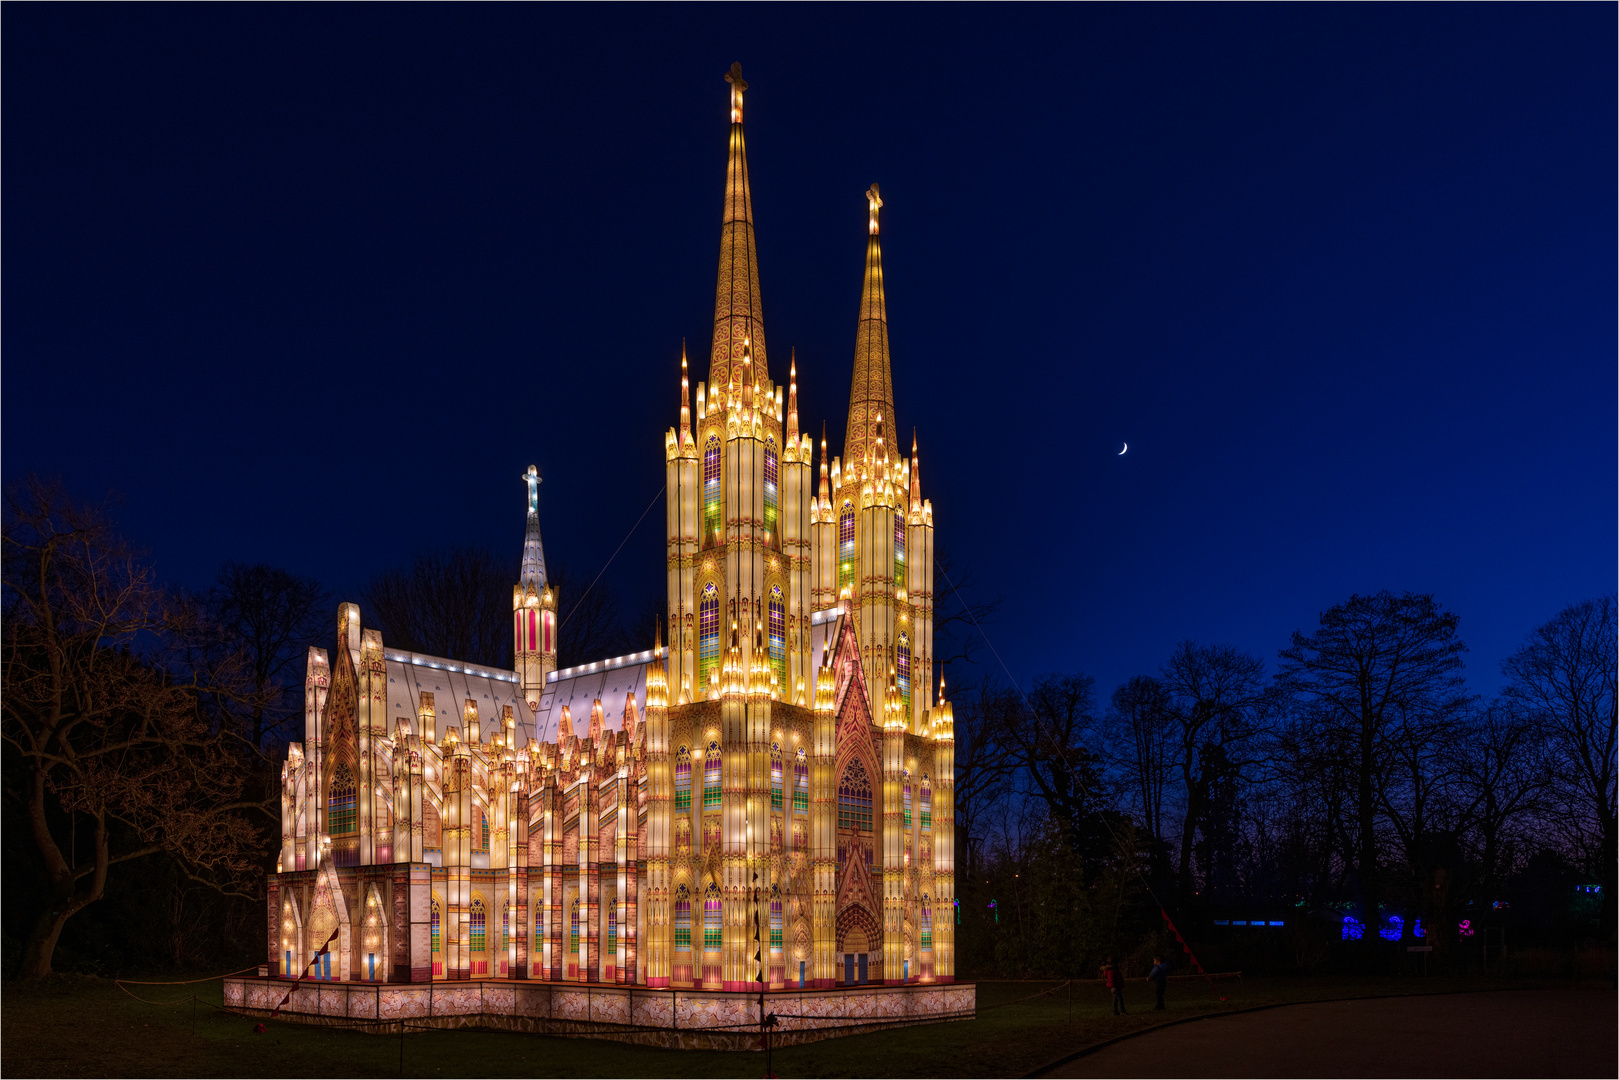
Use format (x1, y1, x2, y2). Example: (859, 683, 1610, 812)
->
(2, 971, 1542, 1078)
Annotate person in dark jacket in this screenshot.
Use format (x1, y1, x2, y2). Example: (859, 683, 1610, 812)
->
(1102, 957, 1126, 1015)
(1147, 957, 1171, 1010)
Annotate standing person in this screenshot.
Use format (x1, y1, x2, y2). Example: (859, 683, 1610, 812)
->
(1102, 957, 1127, 1015)
(1147, 956, 1171, 1010)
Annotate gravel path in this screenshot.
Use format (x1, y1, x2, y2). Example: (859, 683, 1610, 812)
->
(1045, 987, 1616, 1078)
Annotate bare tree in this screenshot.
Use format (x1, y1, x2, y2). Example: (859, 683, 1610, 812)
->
(208, 563, 329, 749)
(931, 546, 1002, 685)
(1158, 642, 1273, 897)
(1452, 700, 1547, 898)
(1502, 595, 1617, 907)
(951, 679, 1020, 879)
(1, 478, 269, 979)
(1105, 675, 1175, 848)
(1277, 591, 1468, 924)
(550, 562, 626, 669)
(361, 546, 512, 668)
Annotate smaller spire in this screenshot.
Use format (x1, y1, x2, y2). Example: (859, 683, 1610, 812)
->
(520, 465, 548, 587)
(725, 61, 748, 125)
(786, 351, 799, 444)
(910, 429, 922, 513)
(818, 422, 830, 506)
(679, 342, 692, 445)
(866, 182, 883, 236)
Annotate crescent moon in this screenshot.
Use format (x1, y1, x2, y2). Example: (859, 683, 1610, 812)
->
(1118, 442, 1128, 455)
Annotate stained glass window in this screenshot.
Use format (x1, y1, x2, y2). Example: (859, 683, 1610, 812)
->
(479, 810, 490, 852)
(675, 746, 692, 811)
(838, 502, 856, 592)
(699, 583, 720, 693)
(674, 886, 692, 950)
(768, 586, 786, 692)
(895, 510, 906, 586)
(903, 772, 912, 829)
(570, 899, 580, 954)
(703, 436, 722, 547)
(770, 887, 783, 951)
(431, 898, 441, 953)
(607, 909, 617, 956)
(921, 776, 932, 832)
(470, 898, 487, 953)
(328, 764, 357, 835)
(501, 904, 509, 956)
(897, 632, 912, 723)
(839, 762, 873, 832)
(704, 885, 722, 951)
(921, 898, 933, 951)
(771, 745, 783, 809)
(794, 750, 809, 813)
(704, 742, 722, 808)
(764, 436, 779, 543)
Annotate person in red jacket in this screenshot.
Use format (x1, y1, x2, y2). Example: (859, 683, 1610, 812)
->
(1102, 957, 1127, 1015)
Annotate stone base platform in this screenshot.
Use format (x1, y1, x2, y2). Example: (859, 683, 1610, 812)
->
(222, 977, 975, 1049)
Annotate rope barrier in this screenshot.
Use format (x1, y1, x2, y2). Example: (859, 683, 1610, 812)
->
(115, 966, 259, 985)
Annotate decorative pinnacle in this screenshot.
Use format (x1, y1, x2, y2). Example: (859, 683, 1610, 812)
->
(725, 62, 748, 124)
(866, 183, 883, 235)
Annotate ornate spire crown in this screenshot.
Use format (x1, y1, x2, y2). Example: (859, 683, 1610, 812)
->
(710, 62, 767, 392)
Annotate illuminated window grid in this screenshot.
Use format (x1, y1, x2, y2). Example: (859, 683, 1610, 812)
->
(703, 745, 722, 809)
(699, 584, 720, 691)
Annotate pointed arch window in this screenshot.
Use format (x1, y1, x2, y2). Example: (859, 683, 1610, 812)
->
(699, 583, 720, 692)
(328, 764, 357, 836)
(703, 742, 723, 809)
(794, 749, 809, 814)
(703, 436, 722, 547)
(895, 510, 906, 587)
(570, 898, 581, 954)
(770, 744, 784, 810)
(431, 897, 441, 953)
(838, 761, 873, 833)
(501, 904, 510, 958)
(703, 884, 723, 951)
(921, 775, 933, 832)
(897, 632, 912, 724)
(478, 810, 490, 852)
(674, 746, 693, 812)
(902, 771, 913, 829)
(838, 502, 856, 593)
(921, 897, 933, 952)
(768, 586, 786, 693)
(607, 909, 617, 957)
(764, 435, 779, 543)
(470, 898, 487, 953)
(674, 885, 692, 951)
(769, 885, 783, 951)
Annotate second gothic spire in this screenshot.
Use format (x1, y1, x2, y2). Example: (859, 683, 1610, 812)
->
(845, 183, 895, 472)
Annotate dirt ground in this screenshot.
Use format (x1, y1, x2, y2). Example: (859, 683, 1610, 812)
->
(1045, 987, 1617, 1079)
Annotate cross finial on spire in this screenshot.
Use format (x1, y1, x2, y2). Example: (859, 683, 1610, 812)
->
(523, 464, 541, 513)
(725, 62, 748, 124)
(866, 183, 883, 235)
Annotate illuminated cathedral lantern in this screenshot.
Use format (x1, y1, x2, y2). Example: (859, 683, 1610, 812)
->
(245, 61, 965, 1038)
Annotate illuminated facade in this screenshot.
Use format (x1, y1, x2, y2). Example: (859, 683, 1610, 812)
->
(264, 63, 955, 995)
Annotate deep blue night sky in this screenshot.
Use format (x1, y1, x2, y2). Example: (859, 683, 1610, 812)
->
(5, 5, 1612, 699)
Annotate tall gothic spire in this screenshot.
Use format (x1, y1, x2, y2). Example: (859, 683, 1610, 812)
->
(845, 183, 894, 470)
(520, 464, 548, 588)
(709, 62, 768, 392)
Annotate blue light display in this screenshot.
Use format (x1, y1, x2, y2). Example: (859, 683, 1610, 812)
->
(1378, 915, 1403, 941)
(1341, 915, 1364, 940)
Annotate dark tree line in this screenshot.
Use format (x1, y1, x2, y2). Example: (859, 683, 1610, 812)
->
(953, 591, 1616, 978)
